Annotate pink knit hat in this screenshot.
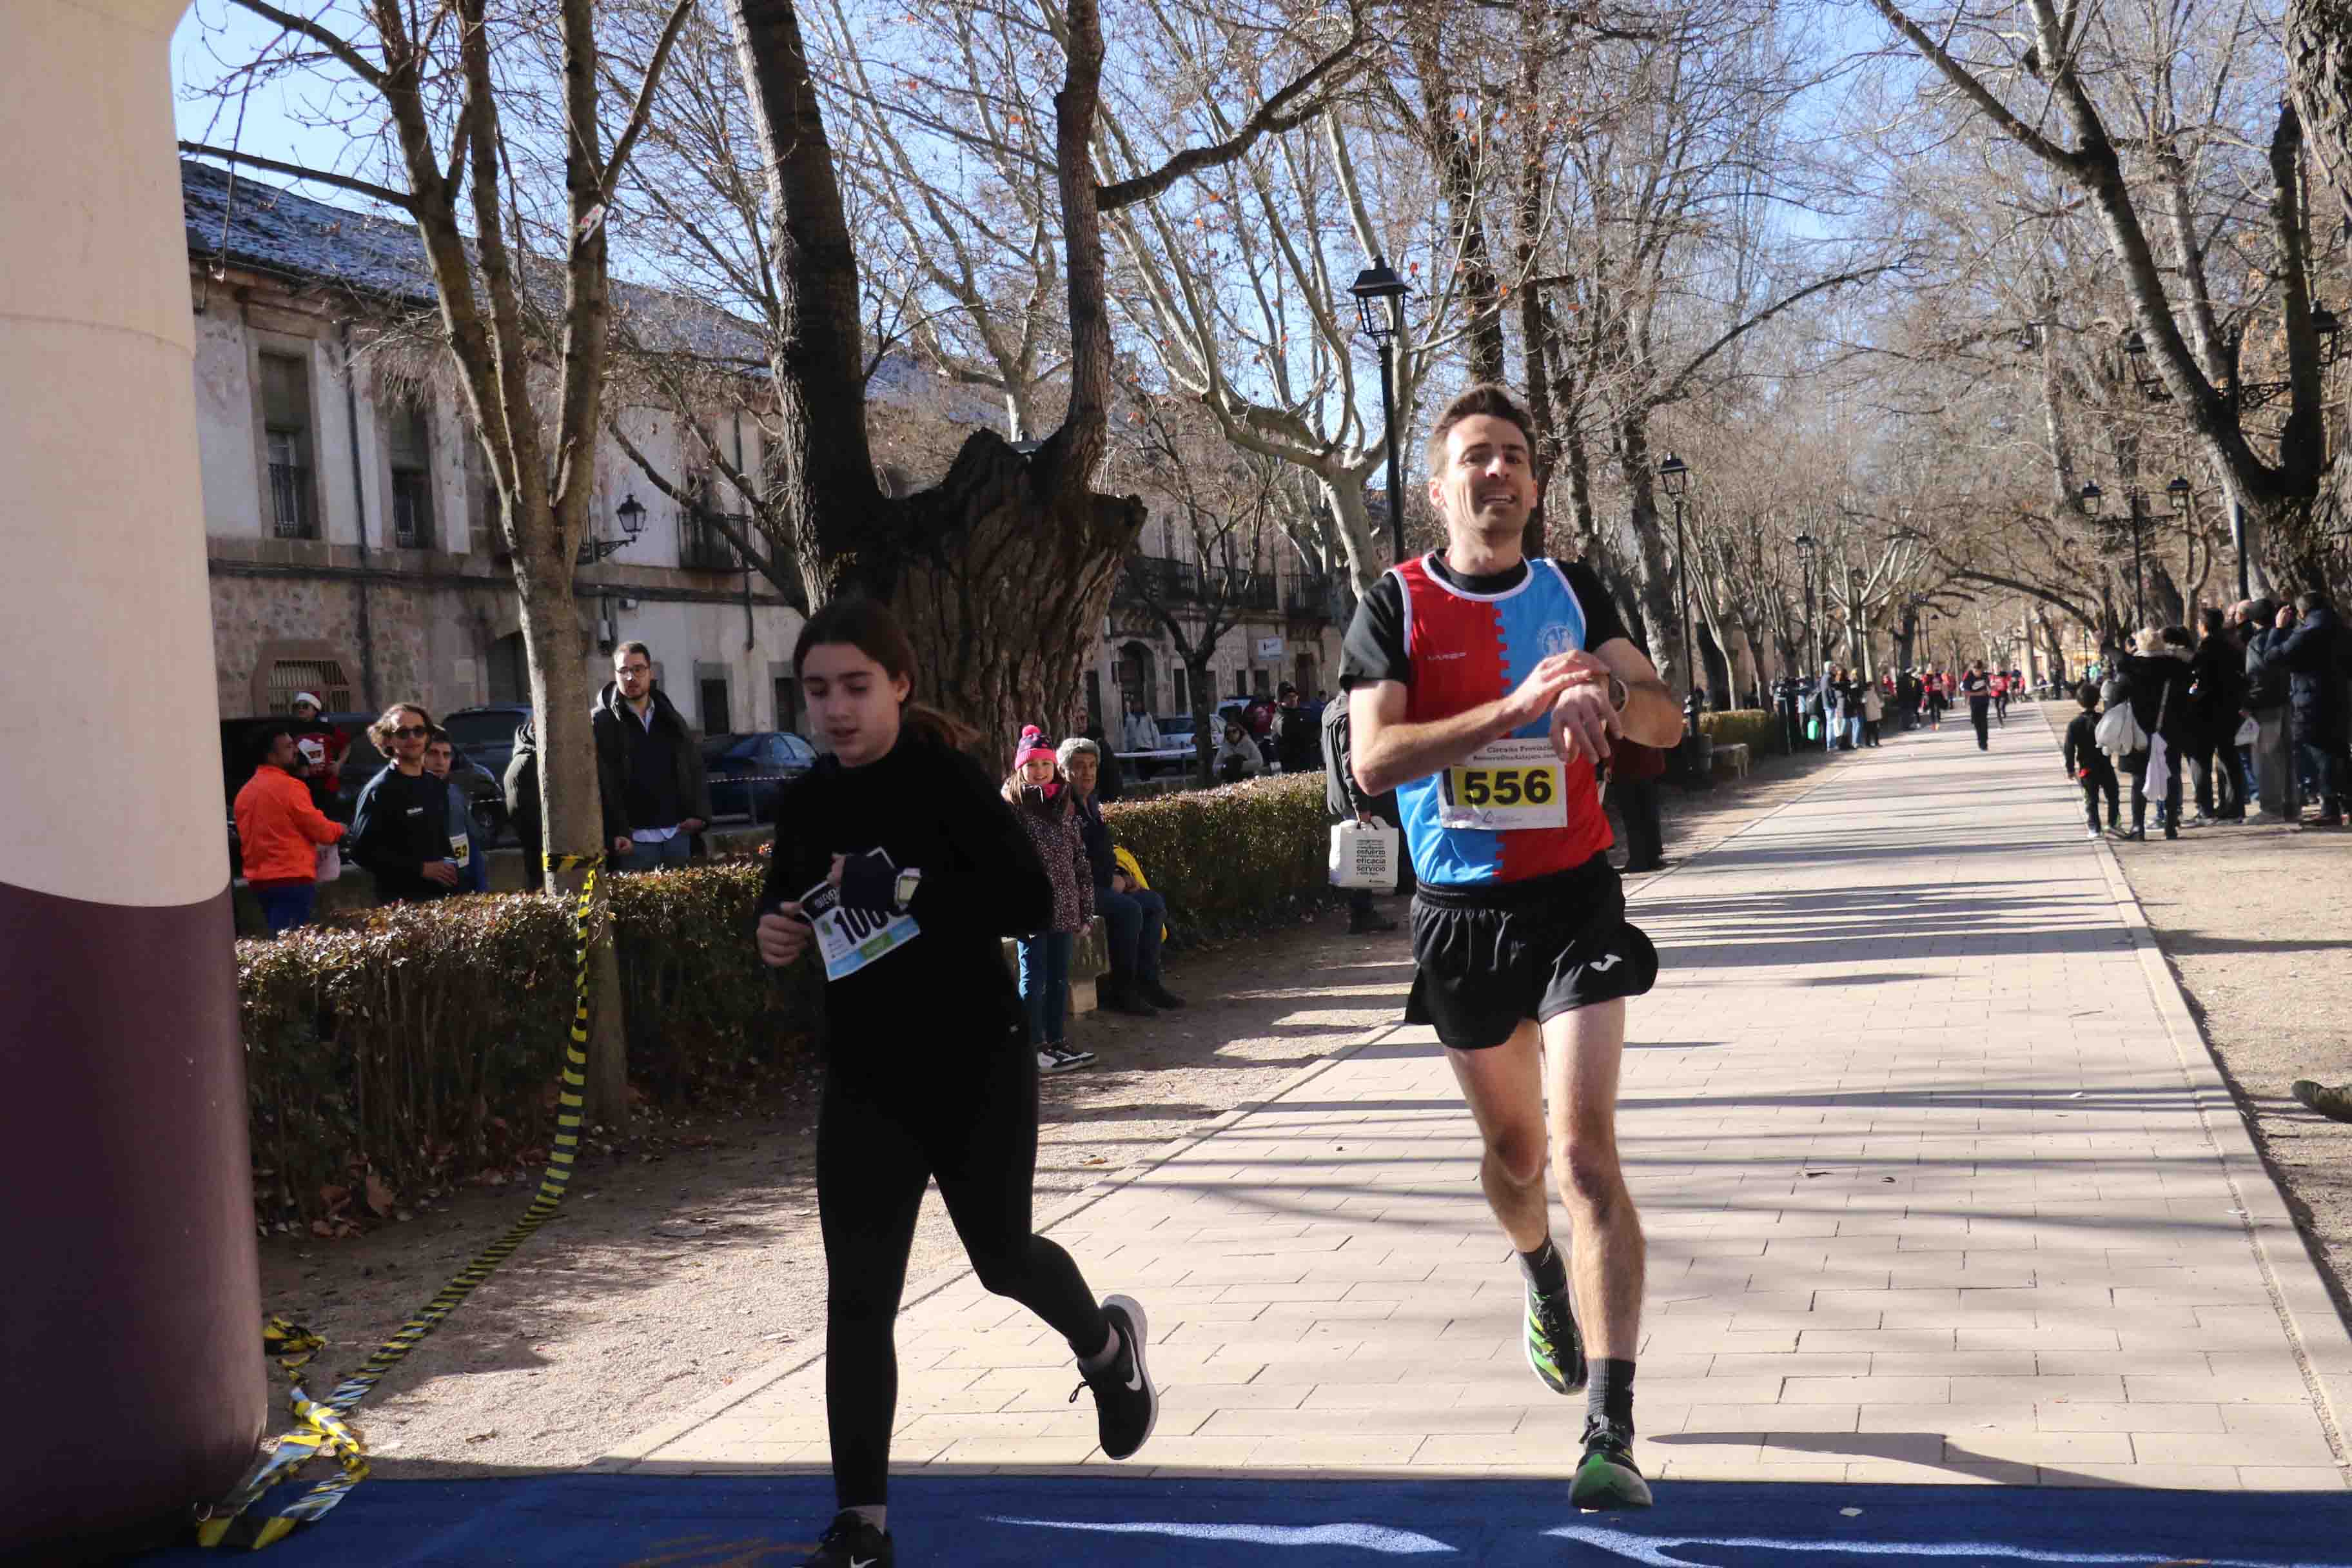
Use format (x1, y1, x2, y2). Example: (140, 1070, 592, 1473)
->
(1012, 725, 1059, 771)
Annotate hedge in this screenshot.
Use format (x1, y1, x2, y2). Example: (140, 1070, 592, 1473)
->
(238, 775, 1340, 1226)
(1700, 708, 1784, 756)
(238, 862, 818, 1229)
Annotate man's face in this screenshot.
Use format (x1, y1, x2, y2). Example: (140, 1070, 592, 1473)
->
(614, 652, 653, 701)
(1428, 415, 1534, 542)
(424, 740, 454, 779)
(1065, 752, 1099, 797)
(268, 732, 300, 771)
(385, 710, 431, 765)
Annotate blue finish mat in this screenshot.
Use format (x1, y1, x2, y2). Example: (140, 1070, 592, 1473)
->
(140, 1473, 2352, 1565)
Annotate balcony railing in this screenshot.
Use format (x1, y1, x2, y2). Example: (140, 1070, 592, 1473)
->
(1285, 572, 1339, 623)
(1114, 555, 1204, 605)
(268, 461, 315, 539)
(1208, 568, 1277, 612)
(678, 510, 742, 572)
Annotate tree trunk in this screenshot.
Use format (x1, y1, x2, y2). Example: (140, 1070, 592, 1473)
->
(513, 564, 629, 1124)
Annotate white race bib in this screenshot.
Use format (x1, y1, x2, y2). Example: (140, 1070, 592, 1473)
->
(805, 879, 921, 982)
(1438, 736, 1569, 831)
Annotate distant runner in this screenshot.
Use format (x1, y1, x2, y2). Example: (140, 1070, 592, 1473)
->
(1344, 384, 1681, 1511)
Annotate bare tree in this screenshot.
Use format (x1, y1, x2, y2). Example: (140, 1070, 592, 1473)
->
(182, 0, 697, 1124)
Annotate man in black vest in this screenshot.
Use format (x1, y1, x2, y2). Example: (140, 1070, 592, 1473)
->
(593, 641, 713, 872)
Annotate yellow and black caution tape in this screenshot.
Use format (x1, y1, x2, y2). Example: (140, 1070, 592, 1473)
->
(197, 854, 606, 1550)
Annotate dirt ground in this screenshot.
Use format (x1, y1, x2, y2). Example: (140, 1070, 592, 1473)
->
(2058, 709, 2352, 1332)
(254, 745, 1843, 1478)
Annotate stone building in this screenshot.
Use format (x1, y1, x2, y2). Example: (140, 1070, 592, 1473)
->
(184, 158, 1340, 747)
(185, 158, 808, 733)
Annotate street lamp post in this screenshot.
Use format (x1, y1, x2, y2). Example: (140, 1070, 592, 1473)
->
(1795, 531, 1819, 676)
(1660, 453, 1695, 740)
(2166, 475, 2192, 617)
(1349, 258, 1412, 564)
(2124, 487, 2147, 629)
(579, 492, 648, 566)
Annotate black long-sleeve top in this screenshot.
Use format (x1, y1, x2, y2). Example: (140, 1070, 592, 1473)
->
(761, 732, 1052, 1047)
(348, 763, 451, 905)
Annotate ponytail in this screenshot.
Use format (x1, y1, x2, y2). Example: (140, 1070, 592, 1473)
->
(903, 701, 979, 752)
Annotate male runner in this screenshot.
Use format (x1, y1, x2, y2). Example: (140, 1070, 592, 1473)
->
(1343, 384, 1681, 1511)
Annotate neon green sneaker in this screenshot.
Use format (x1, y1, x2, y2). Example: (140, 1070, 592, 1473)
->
(1570, 1418, 1652, 1512)
(1524, 1281, 1586, 1395)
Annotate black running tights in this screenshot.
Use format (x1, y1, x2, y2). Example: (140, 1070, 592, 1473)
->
(1970, 701, 1990, 749)
(818, 1037, 1109, 1507)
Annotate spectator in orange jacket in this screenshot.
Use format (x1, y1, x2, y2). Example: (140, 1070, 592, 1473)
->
(234, 725, 346, 935)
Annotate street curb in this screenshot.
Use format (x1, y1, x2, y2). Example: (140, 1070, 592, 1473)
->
(2033, 704, 2352, 1469)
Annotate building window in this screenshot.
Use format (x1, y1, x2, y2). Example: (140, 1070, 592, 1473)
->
(1232, 669, 1248, 698)
(259, 352, 316, 540)
(264, 657, 353, 715)
(698, 668, 733, 735)
(773, 671, 801, 734)
(487, 631, 527, 705)
(1253, 667, 1271, 695)
(1171, 666, 1188, 714)
(678, 472, 739, 571)
(388, 397, 434, 548)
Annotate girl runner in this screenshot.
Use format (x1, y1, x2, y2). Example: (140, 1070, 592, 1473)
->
(756, 601, 1157, 1567)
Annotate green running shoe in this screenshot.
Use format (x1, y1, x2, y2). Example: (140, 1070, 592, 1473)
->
(1524, 1280, 1586, 1395)
(1571, 1418, 1652, 1512)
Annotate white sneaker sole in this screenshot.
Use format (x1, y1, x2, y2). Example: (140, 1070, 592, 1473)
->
(1099, 1293, 1157, 1459)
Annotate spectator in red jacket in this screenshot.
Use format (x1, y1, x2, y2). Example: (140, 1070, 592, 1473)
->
(288, 692, 349, 816)
(233, 725, 346, 935)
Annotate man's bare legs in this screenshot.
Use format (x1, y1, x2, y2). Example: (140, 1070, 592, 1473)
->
(1444, 1001, 1642, 1360)
(1542, 999, 1642, 1361)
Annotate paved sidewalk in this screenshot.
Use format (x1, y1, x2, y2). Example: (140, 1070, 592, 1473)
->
(608, 712, 2352, 1489)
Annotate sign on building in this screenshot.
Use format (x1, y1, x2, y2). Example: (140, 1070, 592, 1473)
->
(1255, 636, 1286, 660)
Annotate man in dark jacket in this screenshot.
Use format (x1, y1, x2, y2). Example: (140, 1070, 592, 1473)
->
(1322, 693, 1408, 933)
(2186, 607, 2247, 823)
(504, 716, 542, 865)
(1274, 684, 1320, 774)
(2244, 597, 2300, 823)
(2272, 593, 2352, 827)
(591, 642, 714, 871)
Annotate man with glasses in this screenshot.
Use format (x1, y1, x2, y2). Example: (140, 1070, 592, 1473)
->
(593, 641, 712, 872)
(348, 702, 460, 903)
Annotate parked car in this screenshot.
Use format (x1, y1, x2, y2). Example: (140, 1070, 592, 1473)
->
(440, 704, 534, 789)
(701, 731, 820, 824)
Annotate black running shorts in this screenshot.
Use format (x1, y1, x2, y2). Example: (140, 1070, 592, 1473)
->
(1406, 854, 1659, 1052)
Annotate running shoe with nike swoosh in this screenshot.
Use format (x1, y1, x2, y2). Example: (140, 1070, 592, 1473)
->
(1070, 1294, 1157, 1459)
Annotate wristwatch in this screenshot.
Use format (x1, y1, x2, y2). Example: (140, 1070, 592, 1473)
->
(1607, 674, 1629, 712)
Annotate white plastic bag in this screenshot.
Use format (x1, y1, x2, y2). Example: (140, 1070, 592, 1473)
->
(315, 843, 342, 884)
(1328, 821, 1401, 891)
(2235, 715, 2259, 747)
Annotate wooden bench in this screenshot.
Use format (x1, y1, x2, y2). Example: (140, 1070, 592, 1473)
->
(1710, 741, 1752, 781)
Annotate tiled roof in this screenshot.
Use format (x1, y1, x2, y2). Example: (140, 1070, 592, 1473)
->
(181, 157, 765, 362)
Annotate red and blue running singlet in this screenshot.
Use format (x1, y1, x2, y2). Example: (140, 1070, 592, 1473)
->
(1392, 554, 1614, 887)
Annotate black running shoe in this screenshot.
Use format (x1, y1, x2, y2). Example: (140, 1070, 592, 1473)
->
(1069, 1294, 1157, 1459)
(1524, 1282, 1586, 1395)
(1570, 1417, 1652, 1512)
(798, 1510, 892, 1567)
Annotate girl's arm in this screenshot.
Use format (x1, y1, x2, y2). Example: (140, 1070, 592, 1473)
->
(923, 752, 1054, 935)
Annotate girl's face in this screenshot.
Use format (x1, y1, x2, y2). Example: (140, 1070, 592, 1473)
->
(801, 642, 910, 767)
(1021, 756, 1057, 787)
